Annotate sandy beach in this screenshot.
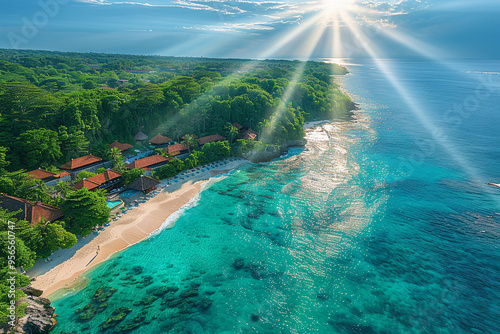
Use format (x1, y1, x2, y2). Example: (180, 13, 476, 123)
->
(29, 158, 248, 298)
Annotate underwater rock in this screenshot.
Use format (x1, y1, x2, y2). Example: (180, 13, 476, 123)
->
(179, 287, 199, 299)
(100, 308, 132, 330)
(77, 306, 96, 321)
(133, 296, 158, 306)
(97, 303, 108, 312)
(132, 266, 143, 274)
(233, 258, 245, 270)
(190, 281, 201, 288)
(198, 298, 213, 311)
(247, 213, 259, 219)
(93, 286, 117, 303)
(114, 323, 140, 332)
(245, 264, 265, 280)
(240, 220, 253, 230)
(161, 297, 183, 308)
(316, 292, 329, 301)
(147, 285, 179, 297)
(250, 313, 260, 322)
(259, 195, 274, 199)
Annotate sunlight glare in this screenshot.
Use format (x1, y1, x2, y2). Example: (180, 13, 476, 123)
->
(323, 0, 354, 12)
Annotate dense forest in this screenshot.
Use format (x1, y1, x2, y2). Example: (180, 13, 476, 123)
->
(0, 49, 354, 171)
(0, 49, 354, 324)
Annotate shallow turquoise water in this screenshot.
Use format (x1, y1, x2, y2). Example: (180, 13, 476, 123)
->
(52, 60, 500, 333)
(106, 200, 122, 209)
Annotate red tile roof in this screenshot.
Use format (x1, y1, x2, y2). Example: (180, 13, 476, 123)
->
(232, 122, 243, 130)
(54, 171, 70, 178)
(74, 170, 122, 190)
(243, 132, 257, 140)
(126, 155, 171, 169)
(242, 128, 258, 140)
(166, 144, 188, 156)
(149, 133, 173, 145)
(28, 169, 56, 180)
(60, 154, 103, 170)
(73, 179, 100, 191)
(197, 134, 226, 145)
(100, 86, 114, 90)
(0, 194, 64, 226)
(109, 141, 134, 152)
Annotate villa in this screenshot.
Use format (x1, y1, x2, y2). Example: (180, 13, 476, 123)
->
(73, 170, 122, 192)
(0, 194, 64, 226)
(60, 154, 108, 179)
(197, 134, 226, 145)
(166, 144, 189, 156)
(125, 155, 171, 170)
(109, 141, 134, 152)
(149, 133, 174, 148)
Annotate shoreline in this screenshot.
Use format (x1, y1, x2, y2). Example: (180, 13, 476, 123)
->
(30, 158, 248, 298)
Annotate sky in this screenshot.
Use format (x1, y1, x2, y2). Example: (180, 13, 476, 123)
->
(0, 0, 499, 59)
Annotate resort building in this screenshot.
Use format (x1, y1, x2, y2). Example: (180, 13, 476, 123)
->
(73, 170, 122, 192)
(0, 194, 64, 226)
(27, 169, 72, 187)
(197, 134, 226, 145)
(109, 141, 134, 152)
(127, 175, 160, 194)
(133, 131, 148, 141)
(120, 175, 160, 205)
(28, 169, 71, 182)
(125, 155, 171, 170)
(232, 122, 244, 131)
(165, 144, 189, 157)
(242, 128, 258, 140)
(149, 133, 174, 148)
(60, 154, 109, 179)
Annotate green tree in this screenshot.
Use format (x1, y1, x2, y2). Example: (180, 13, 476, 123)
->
(0, 232, 36, 270)
(83, 80, 96, 90)
(152, 164, 177, 180)
(108, 147, 126, 172)
(37, 223, 77, 258)
(225, 124, 239, 144)
(202, 141, 230, 162)
(75, 170, 96, 182)
(0, 146, 9, 174)
(15, 129, 62, 170)
(61, 188, 110, 236)
(121, 168, 144, 186)
(181, 134, 198, 154)
(58, 126, 90, 161)
(169, 158, 185, 172)
(0, 268, 31, 324)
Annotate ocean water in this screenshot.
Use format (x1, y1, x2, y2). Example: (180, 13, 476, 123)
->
(51, 59, 500, 334)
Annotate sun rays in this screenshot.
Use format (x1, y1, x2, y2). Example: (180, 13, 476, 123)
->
(149, 0, 496, 198)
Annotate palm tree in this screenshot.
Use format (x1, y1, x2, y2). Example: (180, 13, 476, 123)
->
(225, 123, 239, 144)
(181, 134, 198, 153)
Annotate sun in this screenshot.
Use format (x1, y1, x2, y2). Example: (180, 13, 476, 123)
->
(322, 0, 354, 12)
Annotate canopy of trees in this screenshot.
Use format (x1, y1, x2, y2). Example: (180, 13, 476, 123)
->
(0, 49, 354, 172)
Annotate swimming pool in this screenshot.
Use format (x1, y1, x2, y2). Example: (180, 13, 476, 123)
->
(120, 189, 141, 198)
(106, 200, 122, 209)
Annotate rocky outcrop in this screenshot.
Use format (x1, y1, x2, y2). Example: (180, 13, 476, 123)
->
(1, 295, 56, 334)
(244, 139, 308, 163)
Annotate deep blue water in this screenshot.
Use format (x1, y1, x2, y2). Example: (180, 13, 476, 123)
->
(52, 59, 500, 334)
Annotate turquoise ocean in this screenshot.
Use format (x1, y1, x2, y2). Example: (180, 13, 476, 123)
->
(52, 59, 500, 334)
